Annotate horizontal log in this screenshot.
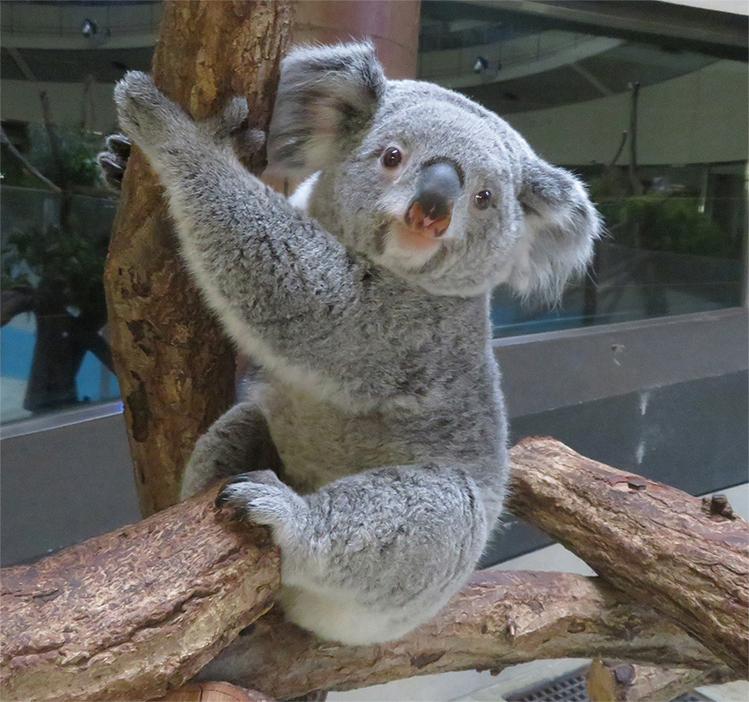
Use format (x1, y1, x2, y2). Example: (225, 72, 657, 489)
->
(1, 439, 743, 701)
(587, 660, 729, 702)
(197, 570, 731, 699)
(508, 437, 749, 677)
(0, 485, 280, 702)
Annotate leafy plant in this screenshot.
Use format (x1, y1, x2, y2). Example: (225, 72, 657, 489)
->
(614, 194, 729, 258)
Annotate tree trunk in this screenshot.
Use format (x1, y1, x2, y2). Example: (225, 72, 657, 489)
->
(104, 0, 295, 517)
(2, 440, 744, 701)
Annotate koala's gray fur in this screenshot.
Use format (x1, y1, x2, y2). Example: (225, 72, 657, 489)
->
(113, 41, 600, 646)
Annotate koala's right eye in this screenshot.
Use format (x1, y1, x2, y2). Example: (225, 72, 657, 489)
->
(382, 147, 403, 169)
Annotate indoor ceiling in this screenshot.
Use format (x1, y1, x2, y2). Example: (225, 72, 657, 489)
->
(1, 0, 746, 117)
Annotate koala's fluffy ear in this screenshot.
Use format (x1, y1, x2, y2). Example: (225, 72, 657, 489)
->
(507, 161, 602, 301)
(268, 41, 386, 173)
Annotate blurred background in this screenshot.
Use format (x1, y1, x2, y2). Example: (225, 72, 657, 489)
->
(1, 0, 746, 576)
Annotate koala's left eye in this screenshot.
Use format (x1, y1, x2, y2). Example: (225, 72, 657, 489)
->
(474, 190, 492, 210)
(382, 147, 403, 169)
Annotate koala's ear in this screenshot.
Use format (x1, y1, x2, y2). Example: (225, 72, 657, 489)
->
(268, 41, 386, 173)
(507, 161, 602, 301)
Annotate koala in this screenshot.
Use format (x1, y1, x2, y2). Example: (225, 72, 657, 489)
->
(113, 41, 600, 647)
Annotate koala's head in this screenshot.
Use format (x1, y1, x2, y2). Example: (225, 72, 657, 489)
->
(268, 41, 601, 298)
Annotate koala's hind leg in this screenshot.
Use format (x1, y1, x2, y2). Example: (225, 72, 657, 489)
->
(217, 462, 494, 644)
(181, 402, 283, 500)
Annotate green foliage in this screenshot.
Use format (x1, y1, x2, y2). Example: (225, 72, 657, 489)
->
(3, 124, 102, 189)
(613, 194, 731, 258)
(2, 219, 108, 320)
(588, 172, 735, 259)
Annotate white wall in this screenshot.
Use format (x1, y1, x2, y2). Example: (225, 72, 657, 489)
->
(504, 60, 748, 166)
(658, 0, 749, 15)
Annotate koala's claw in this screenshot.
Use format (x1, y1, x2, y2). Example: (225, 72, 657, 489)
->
(97, 134, 131, 191)
(215, 470, 305, 542)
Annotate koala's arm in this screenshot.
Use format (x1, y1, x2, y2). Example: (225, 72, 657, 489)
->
(113, 73, 364, 371)
(180, 401, 284, 500)
(215, 458, 496, 645)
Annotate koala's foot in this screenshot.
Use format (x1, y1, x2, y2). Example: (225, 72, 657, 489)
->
(181, 402, 284, 501)
(216, 470, 309, 546)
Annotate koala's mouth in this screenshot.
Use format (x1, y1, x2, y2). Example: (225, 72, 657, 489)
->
(390, 221, 445, 251)
(404, 201, 453, 240)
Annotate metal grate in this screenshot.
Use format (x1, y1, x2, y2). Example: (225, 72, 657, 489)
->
(506, 668, 590, 702)
(505, 667, 711, 702)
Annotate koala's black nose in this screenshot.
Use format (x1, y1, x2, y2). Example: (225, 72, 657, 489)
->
(406, 161, 462, 239)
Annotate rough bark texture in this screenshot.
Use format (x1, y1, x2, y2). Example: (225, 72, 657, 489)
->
(199, 571, 731, 700)
(2, 440, 744, 702)
(587, 659, 727, 702)
(104, 0, 295, 517)
(509, 436, 749, 677)
(0, 485, 280, 702)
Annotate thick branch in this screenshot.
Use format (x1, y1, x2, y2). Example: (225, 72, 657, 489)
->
(199, 570, 731, 700)
(508, 437, 749, 677)
(0, 485, 280, 702)
(587, 660, 729, 702)
(1, 440, 744, 701)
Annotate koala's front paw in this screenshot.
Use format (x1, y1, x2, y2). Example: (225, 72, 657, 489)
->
(114, 71, 189, 154)
(216, 470, 308, 545)
(97, 133, 131, 191)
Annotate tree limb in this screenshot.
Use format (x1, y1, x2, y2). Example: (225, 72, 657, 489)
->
(1, 439, 744, 702)
(1, 288, 36, 327)
(198, 571, 732, 700)
(508, 437, 749, 677)
(587, 659, 729, 702)
(0, 127, 61, 194)
(0, 485, 280, 702)
(104, 0, 296, 517)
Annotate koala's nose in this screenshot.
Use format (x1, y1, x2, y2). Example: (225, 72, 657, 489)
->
(405, 161, 462, 239)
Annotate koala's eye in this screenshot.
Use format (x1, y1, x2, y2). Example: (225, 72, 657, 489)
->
(474, 190, 492, 210)
(382, 147, 403, 169)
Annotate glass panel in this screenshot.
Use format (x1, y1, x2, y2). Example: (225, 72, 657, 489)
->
(418, 3, 748, 338)
(0, 0, 159, 425)
(1, 160, 120, 423)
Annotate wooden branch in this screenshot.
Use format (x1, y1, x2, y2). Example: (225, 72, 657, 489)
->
(587, 659, 728, 702)
(0, 127, 61, 194)
(1, 440, 744, 701)
(198, 570, 732, 700)
(1, 288, 36, 327)
(0, 485, 280, 702)
(508, 437, 749, 677)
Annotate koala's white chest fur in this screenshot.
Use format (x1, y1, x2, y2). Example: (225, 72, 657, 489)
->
(263, 383, 417, 494)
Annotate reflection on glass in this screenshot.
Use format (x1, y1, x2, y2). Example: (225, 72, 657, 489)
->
(417, 3, 747, 338)
(1, 123, 120, 423)
(493, 162, 747, 338)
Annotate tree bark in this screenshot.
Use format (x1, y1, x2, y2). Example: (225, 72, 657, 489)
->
(508, 437, 749, 677)
(587, 659, 727, 702)
(104, 0, 295, 517)
(1, 440, 744, 702)
(198, 572, 731, 700)
(0, 485, 280, 702)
